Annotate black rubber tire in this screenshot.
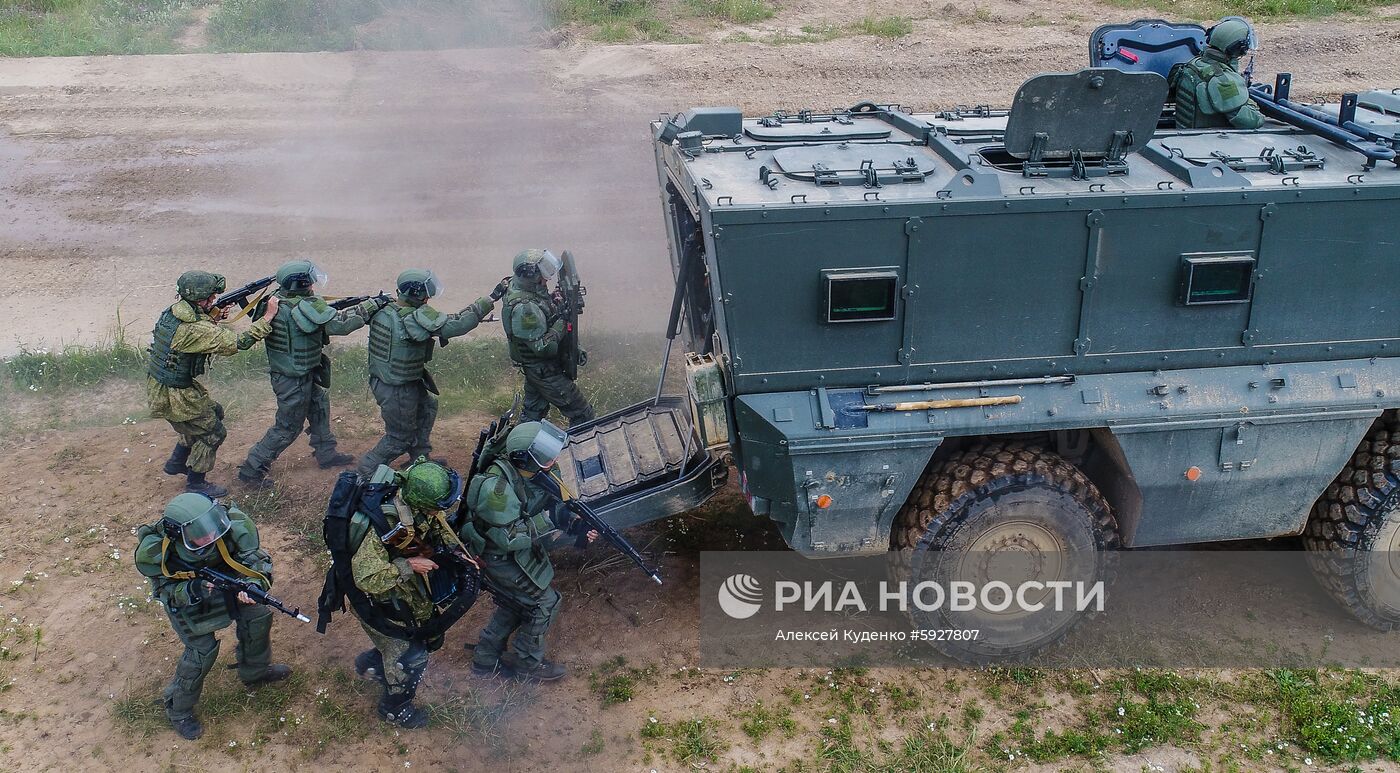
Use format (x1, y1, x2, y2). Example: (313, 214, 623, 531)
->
(890, 441, 1120, 663)
(1303, 422, 1400, 631)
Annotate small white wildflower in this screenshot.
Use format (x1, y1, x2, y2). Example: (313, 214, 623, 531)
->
(1117, 706, 1125, 716)
(827, 718, 838, 725)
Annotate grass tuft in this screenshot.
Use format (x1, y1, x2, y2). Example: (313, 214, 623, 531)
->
(684, 0, 774, 23)
(546, 0, 671, 42)
(853, 14, 912, 38)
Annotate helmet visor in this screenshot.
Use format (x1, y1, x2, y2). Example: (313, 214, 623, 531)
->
(536, 251, 562, 280)
(435, 469, 464, 510)
(308, 263, 328, 290)
(527, 421, 568, 469)
(180, 503, 232, 551)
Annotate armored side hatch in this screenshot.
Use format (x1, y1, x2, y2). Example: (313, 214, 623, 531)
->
(986, 68, 1168, 179)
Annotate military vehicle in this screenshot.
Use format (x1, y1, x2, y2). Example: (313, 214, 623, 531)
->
(556, 19, 1400, 638)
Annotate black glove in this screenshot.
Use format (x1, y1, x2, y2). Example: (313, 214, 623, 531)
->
(490, 276, 511, 301)
(373, 291, 393, 309)
(577, 349, 588, 367)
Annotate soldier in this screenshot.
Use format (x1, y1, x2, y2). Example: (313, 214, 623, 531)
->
(237, 260, 391, 488)
(134, 493, 292, 740)
(502, 249, 595, 426)
(355, 269, 498, 477)
(149, 271, 279, 498)
(344, 459, 476, 727)
(1171, 17, 1265, 130)
(460, 420, 596, 682)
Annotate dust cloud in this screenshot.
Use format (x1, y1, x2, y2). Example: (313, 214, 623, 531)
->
(0, 0, 677, 355)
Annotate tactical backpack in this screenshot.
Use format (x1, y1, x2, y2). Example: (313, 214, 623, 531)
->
(316, 471, 480, 648)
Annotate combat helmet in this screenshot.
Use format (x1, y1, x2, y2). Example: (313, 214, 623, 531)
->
(176, 271, 227, 303)
(399, 457, 464, 511)
(1206, 17, 1254, 60)
(396, 269, 441, 306)
(505, 420, 568, 471)
(511, 249, 561, 282)
(162, 492, 232, 553)
(276, 259, 326, 296)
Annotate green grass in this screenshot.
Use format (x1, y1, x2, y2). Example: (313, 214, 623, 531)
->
(1109, 0, 1399, 19)
(588, 655, 658, 707)
(684, 0, 773, 23)
(0, 0, 199, 56)
(205, 0, 378, 52)
(853, 14, 912, 38)
(547, 0, 671, 42)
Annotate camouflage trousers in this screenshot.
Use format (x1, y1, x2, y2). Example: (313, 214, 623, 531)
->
(357, 619, 429, 699)
(357, 376, 437, 477)
(240, 372, 339, 478)
(472, 553, 561, 670)
(162, 604, 272, 721)
(519, 362, 595, 426)
(164, 402, 227, 475)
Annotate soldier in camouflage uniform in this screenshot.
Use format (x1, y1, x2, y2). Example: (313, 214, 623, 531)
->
(348, 459, 470, 727)
(1171, 17, 1265, 130)
(355, 269, 499, 477)
(237, 260, 391, 488)
(460, 421, 596, 682)
(149, 271, 279, 498)
(134, 493, 292, 740)
(502, 250, 595, 426)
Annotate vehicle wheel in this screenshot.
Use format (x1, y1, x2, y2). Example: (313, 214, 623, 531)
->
(890, 441, 1119, 662)
(1303, 422, 1400, 631)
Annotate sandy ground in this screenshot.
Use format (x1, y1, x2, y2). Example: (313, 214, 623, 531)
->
(3, 1, 1400, 771)
(1, 0, 1398, 354)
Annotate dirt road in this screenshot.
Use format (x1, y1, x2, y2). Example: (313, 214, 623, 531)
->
(2, 1, 1398, 354)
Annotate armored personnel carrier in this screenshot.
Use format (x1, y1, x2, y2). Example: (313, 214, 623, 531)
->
(560, 20, 1400, 635)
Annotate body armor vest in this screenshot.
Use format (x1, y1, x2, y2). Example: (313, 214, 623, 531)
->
(502, 287, 559, 365)
(148, 307, 207, 388)
(1173, 55, 1231, 129)
(368, 306, 434, 385)
(265, 297, 329, 377)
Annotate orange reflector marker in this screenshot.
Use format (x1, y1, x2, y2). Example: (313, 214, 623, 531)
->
(815, 494, 833, 509)
(1185, 466, 1202, 481)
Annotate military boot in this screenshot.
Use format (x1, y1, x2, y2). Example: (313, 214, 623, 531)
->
(237, 470, 275, 491)
(163, 444, 192, 476)
(184, 472, 228, 498)
(503, 657, 566, 683)
(170, 714, 203, 740)
(241, 664, 292, 687)
(317, 451, 355, 469)
(354, 649, 384, 681)
(378, 693, 430, 729)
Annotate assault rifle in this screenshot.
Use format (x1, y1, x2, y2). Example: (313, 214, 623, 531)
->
(197, 566, 311, 622)
(532, 470, 663, 585)
(328, 293, 392, 311)
(387, 525, 526, 613)
(214, 276, 274, 311)
(555, 250, 586, 380)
